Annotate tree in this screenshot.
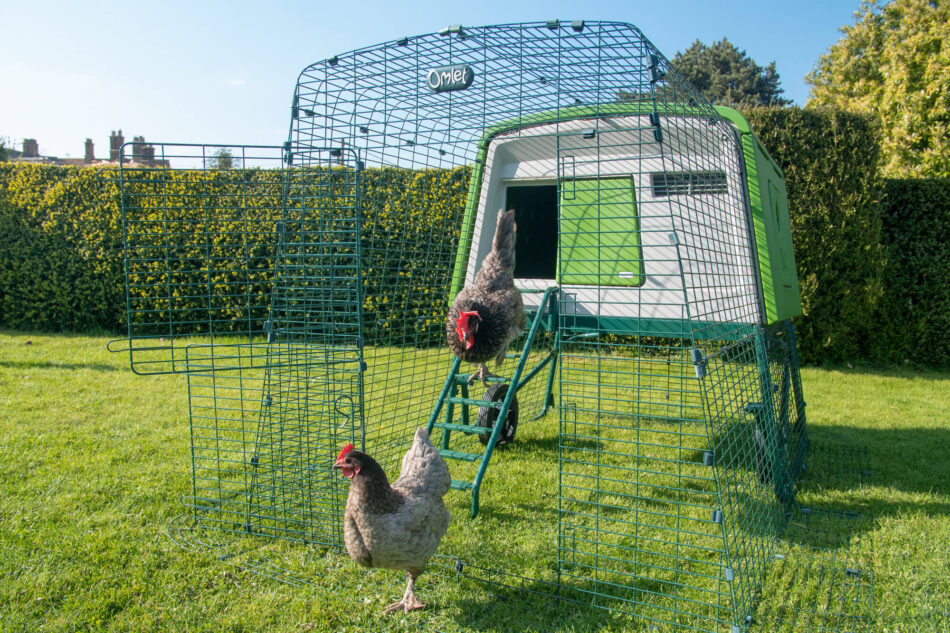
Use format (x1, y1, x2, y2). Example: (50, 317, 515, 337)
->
(208, 148, 240, 170)
(806, 0, 950, 178)
(671, 38, 791, 108)
(0, 136, 13, 162)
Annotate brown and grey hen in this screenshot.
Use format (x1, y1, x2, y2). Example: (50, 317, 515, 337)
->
(447, 209, 525, 387)
(333, 428, 451, 614)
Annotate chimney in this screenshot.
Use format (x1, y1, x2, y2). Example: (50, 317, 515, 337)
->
(131, 135, 145, 162)
(84, 138, 95, 162)
(142, 144, 156, 164)
(23, 138, 39, 157)
(109, 129, 124, 162)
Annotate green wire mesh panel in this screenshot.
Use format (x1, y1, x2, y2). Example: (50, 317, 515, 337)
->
(120, 144, 367, 544)
(118, 145, 288, 374)
(117, 20, 821, 633)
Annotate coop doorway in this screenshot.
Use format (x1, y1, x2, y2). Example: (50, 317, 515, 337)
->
(506, 178, 644, 288)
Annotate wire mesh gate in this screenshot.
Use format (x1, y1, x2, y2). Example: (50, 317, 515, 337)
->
(116, 21, 822, 632)
(118, 144, 367, 545)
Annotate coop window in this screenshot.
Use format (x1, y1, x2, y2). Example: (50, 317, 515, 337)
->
(651, 171, 727, 197)
(559, 177, 643, 287)
(506, 184, 557, 280)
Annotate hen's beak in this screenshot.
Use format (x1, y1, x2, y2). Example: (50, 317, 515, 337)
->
(332, 460, 343, 470)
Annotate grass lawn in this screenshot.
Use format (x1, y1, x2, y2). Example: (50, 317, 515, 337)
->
(0, 331, 947, 632)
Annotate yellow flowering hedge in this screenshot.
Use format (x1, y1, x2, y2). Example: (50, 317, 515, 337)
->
(0, 163, 470, 345)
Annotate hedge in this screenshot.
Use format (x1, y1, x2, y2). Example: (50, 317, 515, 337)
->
(0, 163, 470, 346)
(743, 107, 886, 364)
(877, 178, 950, 365)
(0, 164, 125, 332)
(1, 112, 948, 365)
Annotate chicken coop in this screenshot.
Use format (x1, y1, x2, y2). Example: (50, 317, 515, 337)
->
(115, 20, 815, 633)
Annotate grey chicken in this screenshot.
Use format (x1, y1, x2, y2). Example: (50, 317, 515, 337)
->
(333, 428, 451, 614)
(447, 209, 525, 387)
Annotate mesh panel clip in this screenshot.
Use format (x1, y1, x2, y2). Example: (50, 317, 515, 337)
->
(723, 566, 734, 581)
(703, 451, 715, 466)
(712, 509, 724, 524)
(648, 54, 664, 84)
(692, 348, 706, 379)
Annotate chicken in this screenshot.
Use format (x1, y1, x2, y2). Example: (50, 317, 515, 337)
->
(447, 209, 526, 387)
(333, 427, 451, 614)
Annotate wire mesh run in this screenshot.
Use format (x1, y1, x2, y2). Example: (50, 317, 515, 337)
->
(118, 20, 819, 633)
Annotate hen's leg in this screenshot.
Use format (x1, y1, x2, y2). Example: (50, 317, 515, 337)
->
(494, 348, 508, 368)
(383, 570, 425, 614)
(466, 363, 497, 388)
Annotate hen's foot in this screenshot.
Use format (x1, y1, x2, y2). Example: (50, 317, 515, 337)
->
(466, 364, 498, 388)
(383, 595, 425, 614)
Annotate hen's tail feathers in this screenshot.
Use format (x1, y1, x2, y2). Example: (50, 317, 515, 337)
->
(395, 427, 451, 496)
(491, 209, 517, 273)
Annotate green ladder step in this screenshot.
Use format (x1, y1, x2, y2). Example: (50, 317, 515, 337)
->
(432, 422, 490, 434)
(446, 396, 502, 408)
(450, 479, 473, 491)
(438, 449, 483, 462)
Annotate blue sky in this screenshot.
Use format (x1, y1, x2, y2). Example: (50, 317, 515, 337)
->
(1, 0, 859, 159)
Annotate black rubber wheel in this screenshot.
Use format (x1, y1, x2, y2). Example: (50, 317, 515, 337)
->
(478, 383, 518, 446)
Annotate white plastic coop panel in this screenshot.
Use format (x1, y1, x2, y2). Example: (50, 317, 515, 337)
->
(464, 114, 761, 326)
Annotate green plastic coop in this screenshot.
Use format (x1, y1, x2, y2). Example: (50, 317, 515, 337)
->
(116, 20, 811, 633)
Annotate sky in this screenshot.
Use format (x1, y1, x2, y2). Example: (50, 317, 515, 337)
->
(1, 0, 860, 160)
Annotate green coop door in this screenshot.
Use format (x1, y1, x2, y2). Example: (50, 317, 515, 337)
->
(558, 176, 643, 286)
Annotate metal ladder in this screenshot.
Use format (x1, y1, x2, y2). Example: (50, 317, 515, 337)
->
(426, 287, 558, 517)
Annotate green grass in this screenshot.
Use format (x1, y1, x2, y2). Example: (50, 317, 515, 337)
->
(1, 331, 948, 632)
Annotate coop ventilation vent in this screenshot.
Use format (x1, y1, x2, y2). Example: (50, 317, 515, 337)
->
(651, 170, 728, 197)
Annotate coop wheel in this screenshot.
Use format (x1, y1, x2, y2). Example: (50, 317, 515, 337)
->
(477, 383, 518, 446)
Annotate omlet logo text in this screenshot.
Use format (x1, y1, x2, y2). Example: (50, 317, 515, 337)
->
(427, 64, 475, 92)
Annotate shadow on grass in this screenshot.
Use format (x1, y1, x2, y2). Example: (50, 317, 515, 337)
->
(436, 572, 631, 633)
(808, 363, 950, 382)
(513, 434, 600, 452)
(775, 423, 950, 550)
(803, 424, 950, 497)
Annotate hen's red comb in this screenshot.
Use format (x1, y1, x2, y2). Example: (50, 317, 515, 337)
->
(458, 310, 481, 327)
(336, 443, 355, 462)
